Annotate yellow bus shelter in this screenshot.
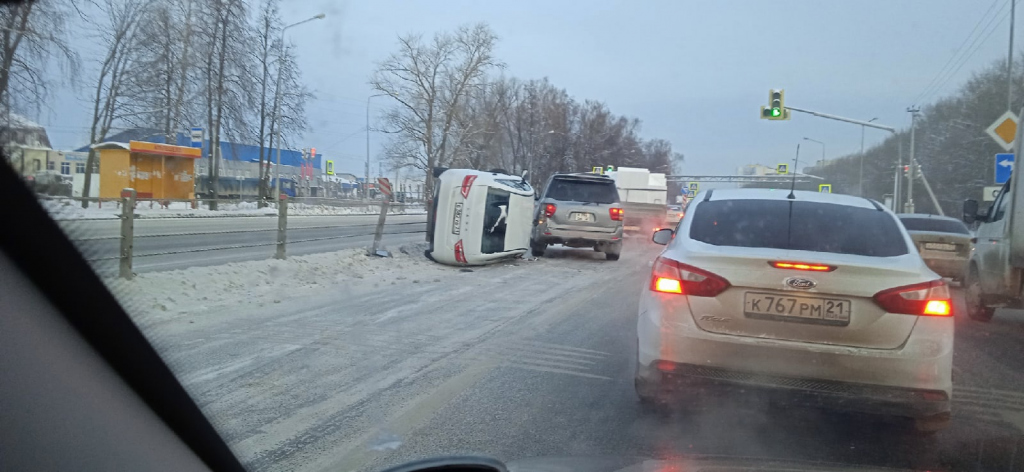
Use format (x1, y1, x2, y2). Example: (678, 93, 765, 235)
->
(95, 140, 201, 200)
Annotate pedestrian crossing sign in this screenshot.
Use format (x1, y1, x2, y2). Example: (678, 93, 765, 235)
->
(777, 163, 788, 175)
(819, 184, 831, 193)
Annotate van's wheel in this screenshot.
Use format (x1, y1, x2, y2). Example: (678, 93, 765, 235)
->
(965, 265, 995, 322)
(530, 239, 546, 257)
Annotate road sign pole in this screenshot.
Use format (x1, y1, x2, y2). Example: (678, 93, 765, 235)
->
(275, 194, 287, 260)
(119, 188, 136, 280)
(370, 177, 393, 256)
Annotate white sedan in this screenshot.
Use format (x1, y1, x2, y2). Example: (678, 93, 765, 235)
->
(636, 189, 953, 433)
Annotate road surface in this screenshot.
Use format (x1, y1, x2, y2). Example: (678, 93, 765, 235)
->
(58, 214, 427, 276)
(133, 240, 1024, 472)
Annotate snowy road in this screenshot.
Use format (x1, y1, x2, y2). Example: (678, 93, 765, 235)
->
(58, 214, 427, 276)
(116, 240, 1024, 472)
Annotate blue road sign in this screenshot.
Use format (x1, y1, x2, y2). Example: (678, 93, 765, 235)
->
(996, 153, 1014, 184)
(190, 127, 203, 148)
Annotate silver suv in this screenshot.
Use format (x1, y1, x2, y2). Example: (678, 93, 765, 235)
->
(531, 173, 624, 260)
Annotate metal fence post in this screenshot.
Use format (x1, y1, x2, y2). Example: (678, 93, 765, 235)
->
(119, 188, 136, 280)
(275, 193, 287, 260)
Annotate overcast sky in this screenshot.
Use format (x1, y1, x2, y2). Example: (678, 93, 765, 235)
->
(43, 0, 1017, 181)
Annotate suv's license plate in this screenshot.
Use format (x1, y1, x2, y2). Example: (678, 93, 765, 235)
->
(744, 292, 851, 324)
(924, 242, 957, 252)
(571, 212, 594, 222)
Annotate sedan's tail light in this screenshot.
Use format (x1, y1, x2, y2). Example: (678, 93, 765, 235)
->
(873, 280, 952, 316)
(609, 207, 624, 221)
(650, 257, 730, 297)
(769, 261, 837, 272)
(544, 203, 556, 218)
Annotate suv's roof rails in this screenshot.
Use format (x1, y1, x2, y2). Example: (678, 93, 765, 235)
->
(866, 198, 885, 211)
(703, 189, 713, 202)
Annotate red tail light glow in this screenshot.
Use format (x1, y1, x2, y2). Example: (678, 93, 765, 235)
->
(460, 175, 477, 198)
(609, 207, 624, 221)
(873, 279, 952, 316)
(544, 203, 557, 218)
(649, 257, 730, 297)
(769, 261, 837, 272)
(454, 240, 467, 263)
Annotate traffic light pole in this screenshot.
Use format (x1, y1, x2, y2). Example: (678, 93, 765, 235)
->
(783, 105, 944, 215)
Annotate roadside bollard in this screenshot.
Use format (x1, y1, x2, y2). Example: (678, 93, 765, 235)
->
(119, 188, 136, 280)
(275, 193, 287, 260)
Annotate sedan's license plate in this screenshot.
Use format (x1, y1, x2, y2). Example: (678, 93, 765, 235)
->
(744, 292, 852, 325)
(571, 212, 594, 222)
(924, 242, 957, 252)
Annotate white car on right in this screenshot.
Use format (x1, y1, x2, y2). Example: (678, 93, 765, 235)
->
(636, 189, 953, 433)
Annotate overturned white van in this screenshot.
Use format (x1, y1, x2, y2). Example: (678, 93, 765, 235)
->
(427, 168, 534, 266)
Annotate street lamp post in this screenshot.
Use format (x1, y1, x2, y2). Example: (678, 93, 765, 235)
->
(273, 13, 325, 201)
(859, 117, 878, 196)
(802, 137, 825, 167)
(366, 93, 386, 200)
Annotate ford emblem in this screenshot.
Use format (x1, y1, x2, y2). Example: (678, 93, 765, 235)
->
(785, 277, 817, 290)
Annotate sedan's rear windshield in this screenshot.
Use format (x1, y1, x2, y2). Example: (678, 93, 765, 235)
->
(690, 199, 908, 257)
(898, 217, 971, 235)
(545, 178, 619, 204)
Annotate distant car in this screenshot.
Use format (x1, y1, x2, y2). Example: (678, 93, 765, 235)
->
(531, 173, 624, 260)
(666, 204, 684, 227)
(638, 189, 953, 433)
(898, 214, 972, 282)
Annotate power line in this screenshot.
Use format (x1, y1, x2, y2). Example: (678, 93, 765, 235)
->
(916, 0, 1012, 105)
(920, 4, 1012, 104)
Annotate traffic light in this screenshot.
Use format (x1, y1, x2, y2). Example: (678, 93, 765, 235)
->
(760, 89, 790, 120)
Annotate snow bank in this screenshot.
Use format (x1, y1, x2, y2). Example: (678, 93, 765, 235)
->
(40, 198, 426, 220)
(107, 243, 455, 325)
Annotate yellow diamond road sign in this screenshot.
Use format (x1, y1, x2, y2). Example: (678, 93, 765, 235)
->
(986, 111, 1019, 151)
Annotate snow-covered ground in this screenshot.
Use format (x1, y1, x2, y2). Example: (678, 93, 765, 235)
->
(108, 243, 481, 326)
(40, 198, 425, 220)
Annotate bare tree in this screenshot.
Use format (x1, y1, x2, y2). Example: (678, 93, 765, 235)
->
(0, 0, 79, 116)
(249, 1, 311, 205)
(371, 23, 503, 210)
(195, 0, 251, 209)
(81, 0, 151, 208)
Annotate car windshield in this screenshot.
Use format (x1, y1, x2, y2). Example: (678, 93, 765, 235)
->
(899, 217, 972, 235)
(545, 178, 619, 203)
(690, 199, 909, 257)
(7, 1, 1023, 471)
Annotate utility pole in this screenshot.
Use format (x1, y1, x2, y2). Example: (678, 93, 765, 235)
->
(905, 107, 920, 213)
(274, 13, 326, 201)
(1009, 0, 1017, 112)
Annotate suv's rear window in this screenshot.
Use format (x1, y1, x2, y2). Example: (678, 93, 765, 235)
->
(689, 199, 908, 257)
(898, 217, 970, 235)
(545, 178, 619, 204)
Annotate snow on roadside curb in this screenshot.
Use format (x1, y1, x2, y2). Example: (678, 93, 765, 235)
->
(39, 198, 425, 220)
(105, 243, 460, 326)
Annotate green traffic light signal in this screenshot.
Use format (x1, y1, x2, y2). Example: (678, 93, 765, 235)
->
(771, 108, 781, 117)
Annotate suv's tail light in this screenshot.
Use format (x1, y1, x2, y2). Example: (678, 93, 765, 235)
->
(544, 203, 557, 218)
(873, 280, 952, 316)
(649, 257, 730, 297)
(609, 207, 623, 221)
